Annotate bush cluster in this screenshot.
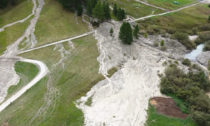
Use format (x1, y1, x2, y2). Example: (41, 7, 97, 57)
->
(172, 32, 195, 49)
(160, 66, 210, 126)
(182, 58, 191, 66)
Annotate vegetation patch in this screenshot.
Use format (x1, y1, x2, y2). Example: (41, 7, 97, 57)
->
(146, 103, 197, 126)
(0, 35, 118, 125)
(160, 65, 210, 126)
(85, 95, 93, 106)
(137, 4, 210, 35)
(146, 0, 197, 10)
(107, 0, 164, 18)
(4, 61, 39, 101)
(0, 0, 33, 27)
(107, 67, 118, 78)
(34, 0, 89, 47)
(150, 97, 188, 119)
(0, 16, 32, 55)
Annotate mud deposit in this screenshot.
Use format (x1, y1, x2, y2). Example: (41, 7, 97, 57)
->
(150, 97, 188, 119)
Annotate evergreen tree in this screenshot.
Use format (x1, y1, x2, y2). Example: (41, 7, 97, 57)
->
(208, 15, 210, 22)
(77, 5, 83, 16)
(161, 40, 164, 46)
(144, 33, 147, 38)
(110, 28, 113, 36)
(113, 3, 118, 16)
(133, 25, 139, 39)
(121, 9, 125, 19)
(87, 0, 92, 15)
(117, 8, 125, 20)
(119, 22, 133, 45)
(59, 0, 82, 11)
(103, 2, 111, 20)
(0, 0, 8, 9)
(11, 0, 17, 5)
(117, 8, 122, 20)
(93, 0, 104, 21)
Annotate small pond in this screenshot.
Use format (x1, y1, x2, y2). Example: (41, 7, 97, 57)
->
(185, 44, 204, 61)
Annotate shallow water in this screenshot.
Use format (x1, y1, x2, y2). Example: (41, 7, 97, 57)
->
(185, 44, 204, 61)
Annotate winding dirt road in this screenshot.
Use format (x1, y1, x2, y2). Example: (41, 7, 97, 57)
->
(0, 58, 48, 112)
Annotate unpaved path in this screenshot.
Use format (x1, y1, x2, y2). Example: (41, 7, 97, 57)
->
(18, 31, 94, 54)
(135, 0, 168, 11)
(0, 58, 48, 113)
(0, 0, 37, 32)
(0, 0, 47, 113)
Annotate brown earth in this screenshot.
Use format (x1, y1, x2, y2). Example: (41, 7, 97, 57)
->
(150, 97, 188, 119)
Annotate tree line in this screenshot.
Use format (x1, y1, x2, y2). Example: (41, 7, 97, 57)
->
(58, 0, 126, 23)
(160, 65, 210, 126)
(0, 0, 17, 9)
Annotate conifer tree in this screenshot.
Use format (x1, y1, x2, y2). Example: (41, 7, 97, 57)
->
(87, 0, 92, 15)
(113, 3, 118, 16)
(117, 8, 125, 20)
(110, 28, 113, 36)
(119, 22, 133, 45)
(93, 0, 104, 21)
(133, 25, 140, 39)
(208, 15, 210, 22)
(117, 8, 122, 20)
(121, 9, 125, 20)
(77, 5, 83, 16)
(161, 40, 164, 46)
(104, 2, 111, 20)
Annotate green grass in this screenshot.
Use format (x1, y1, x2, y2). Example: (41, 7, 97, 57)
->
(167, 94, 189, 114)
(0, 16, 33, 55)
(3, 61, 39, 102)
(34, 0, 89, 47)
(107, 0, 164, 18)
(0, 0, 33, 27)
(85, 95, 93, 106)
(0, 35, 117, 125)
(146, 104, 197, 126)
(146, 0, 197, 10)
(137, 4, 210, 33)
(107, 67, 118, 78)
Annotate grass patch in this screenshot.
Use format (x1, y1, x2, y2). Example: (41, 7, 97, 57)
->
(137, 4, 210, 34)
(107, 67, 118, 78)
(0, 35, 116, 125)
(107, 0, 164, 18)
(146, 0, 197, 10)
(167, 94, 189, 114)
(0, 0, 33, 27)
(3, 61, 39, 102)
(34, 0, 89, 47)
(85, 95, 93, 106)
(146, 104, 197, 126)
(0, 16, 33, 55)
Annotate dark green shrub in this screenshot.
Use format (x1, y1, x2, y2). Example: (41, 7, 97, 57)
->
(182, 58, 191, 66)
(198, 24, 210, 31)
(154, 41, 159, 47)
(173, 32, 189, 41)
(198, 32, 210, 43)
(192, 27, 198, 35)
(204, 41, 210, 51)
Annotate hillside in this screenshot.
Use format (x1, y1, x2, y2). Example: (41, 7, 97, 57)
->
(0, 0, 210, 126)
